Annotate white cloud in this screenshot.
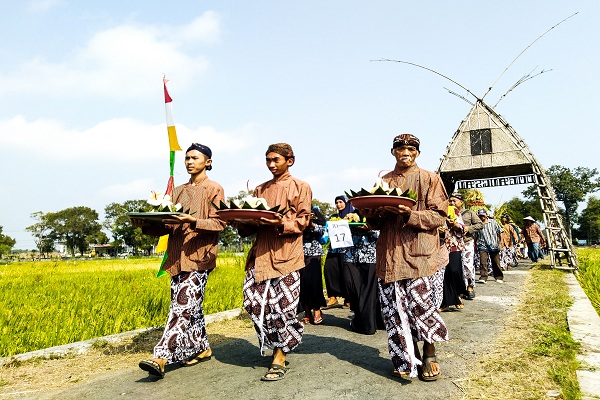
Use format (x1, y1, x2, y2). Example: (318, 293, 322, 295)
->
(27, 0, 63, 13)
(0, 12, 220, 98)
(98, 178, 154, 200)
(0, 115, 254, 162)
(174, 12, 221, 43)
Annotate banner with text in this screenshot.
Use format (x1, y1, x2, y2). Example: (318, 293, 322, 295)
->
(456, 174, 535, 189)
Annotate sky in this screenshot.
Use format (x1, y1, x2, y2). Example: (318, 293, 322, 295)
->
(1, 1, 598, 250)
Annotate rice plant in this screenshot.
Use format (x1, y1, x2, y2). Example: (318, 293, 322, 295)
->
(0, 253, 247, 357)
(575, 247, 600, 315)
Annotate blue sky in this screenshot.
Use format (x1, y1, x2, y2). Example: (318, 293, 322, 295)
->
(1, 1, 598, 250)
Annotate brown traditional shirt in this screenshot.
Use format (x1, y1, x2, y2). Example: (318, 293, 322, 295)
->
(500, 223, 518, 248)
(143, 176, 226, 276)
(368, 163, 448, 283)
(522, 222, 546, 246)
(239, 171, 312, 282)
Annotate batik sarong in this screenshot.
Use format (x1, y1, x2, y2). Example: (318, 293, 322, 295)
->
(378, 277, 449, 377)
(153, 270, 210, 363)
(243, 268, 303, 354)
(429, 266, 445, 310)
(500, 246, 517, 270)
(461, 241, 476, 288)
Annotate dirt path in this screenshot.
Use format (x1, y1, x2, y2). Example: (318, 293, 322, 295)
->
(1, 265, 528, 400)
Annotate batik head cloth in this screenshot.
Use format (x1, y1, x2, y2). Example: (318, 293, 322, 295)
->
(266, 143, 295, 159)
(392, 134, 420, 151)
(450, 192, 463, 201)
(186, 143, 212, 159)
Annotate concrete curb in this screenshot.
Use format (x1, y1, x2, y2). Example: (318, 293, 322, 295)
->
(565, 273, 600, 399)
(0, 308, 243, 367)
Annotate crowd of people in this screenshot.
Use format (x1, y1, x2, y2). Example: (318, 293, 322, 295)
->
(131, 134, 549, 383)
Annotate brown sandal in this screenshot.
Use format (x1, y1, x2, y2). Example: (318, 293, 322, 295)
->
(418, 356, 441, 382)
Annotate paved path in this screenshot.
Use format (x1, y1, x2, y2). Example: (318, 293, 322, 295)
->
(39, 264, 528, 400)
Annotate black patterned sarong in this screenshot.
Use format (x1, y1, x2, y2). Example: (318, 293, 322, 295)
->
(378, 277, 449, 377)
(243, 268, 303, 354)
(153, 270, 210, 363)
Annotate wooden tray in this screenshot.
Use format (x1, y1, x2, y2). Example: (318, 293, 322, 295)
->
(217, 209, 278, 222)
(126, 212, 182, 222)
(348, 195, 416, 209)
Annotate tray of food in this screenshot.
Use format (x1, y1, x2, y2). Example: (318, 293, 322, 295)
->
(216, 209, 279, 221)
(126, 212, 182, 222)
(348, 195, 416, 209)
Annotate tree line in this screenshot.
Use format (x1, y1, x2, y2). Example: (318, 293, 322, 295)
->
(1, 164, 599, 258)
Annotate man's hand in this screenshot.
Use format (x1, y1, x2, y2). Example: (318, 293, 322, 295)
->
(382, 204, 412, 216)
(258, 213, 284, 226)
(162, 213, 197, 225)
(360, 208, 381, 218)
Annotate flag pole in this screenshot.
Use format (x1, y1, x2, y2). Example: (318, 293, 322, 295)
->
(156, 76, 183, 277)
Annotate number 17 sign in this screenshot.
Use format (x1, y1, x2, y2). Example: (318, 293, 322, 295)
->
(327, 220, 353, 249)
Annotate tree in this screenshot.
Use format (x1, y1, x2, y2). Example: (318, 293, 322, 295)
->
(577, 196, 600, 244)
(312, 198, 335, 219)
(0, 226, 16, 258)
(47, 206, 102, 256)
(501, 197, 544, 225)
(525, 166, 600, 239)
(25, 211, 56, 257)
(104, 200, 157, 255)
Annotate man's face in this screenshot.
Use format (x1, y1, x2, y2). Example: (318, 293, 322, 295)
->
(266, 152, 293, 177)
(185, 150, 211, 175)
(392, 145, 419, 168)
(449, 197, 463, 209)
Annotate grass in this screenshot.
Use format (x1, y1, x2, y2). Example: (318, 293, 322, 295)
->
(0, 254, 246, 358)
(462, 263, 581, 400)
(574, 247, 600, 315)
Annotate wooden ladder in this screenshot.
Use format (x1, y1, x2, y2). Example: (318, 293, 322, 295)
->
(530, 161, 578, 270)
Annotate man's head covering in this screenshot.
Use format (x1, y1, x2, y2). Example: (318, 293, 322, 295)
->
(524, 216, 535, 222)
(266, 143, 295, 159)
(392, 134, 420, 152)
(450, 192, 463, 201)
(186, 143, 213, 170)
(477, 209, 488, 216)
(334, 195, 355, 218)
(187, 143, 212, 158)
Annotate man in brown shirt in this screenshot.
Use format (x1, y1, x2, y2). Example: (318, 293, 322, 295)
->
(522, 216, 546, 262)
(135, 143, 226, 378)
(237, 143, 312, 381)
(363, 134, 448, 381)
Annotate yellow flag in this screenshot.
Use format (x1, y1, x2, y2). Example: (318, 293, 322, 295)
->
(156, 234, 169, 253)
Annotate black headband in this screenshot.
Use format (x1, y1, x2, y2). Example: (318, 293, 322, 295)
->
(186, 143, 212, 159)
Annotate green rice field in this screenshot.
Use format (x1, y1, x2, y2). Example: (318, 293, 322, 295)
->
(575, 247, 600, 315)
(0, 254, 246, 358)
(2, 248, 599, 359)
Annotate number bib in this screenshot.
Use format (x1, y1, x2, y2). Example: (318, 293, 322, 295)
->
(327, 220, 353, 249)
